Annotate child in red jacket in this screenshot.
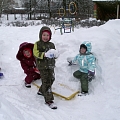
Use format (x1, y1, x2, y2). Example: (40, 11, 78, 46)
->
(16, 42, 40, 88)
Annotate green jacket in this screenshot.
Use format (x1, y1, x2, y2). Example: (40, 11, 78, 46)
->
(33, 26, 56, 70)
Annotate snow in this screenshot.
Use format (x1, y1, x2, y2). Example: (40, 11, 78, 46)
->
(0, 17, 120, 120)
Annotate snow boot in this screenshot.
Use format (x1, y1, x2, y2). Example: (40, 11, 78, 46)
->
(78, 92, 88, 96)
(45, 101, 57, 109)
(37, 91, 43, 95)
(25, 82, 31, 88)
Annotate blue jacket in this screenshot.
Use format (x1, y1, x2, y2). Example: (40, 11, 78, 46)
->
(72, 41, 96, 73)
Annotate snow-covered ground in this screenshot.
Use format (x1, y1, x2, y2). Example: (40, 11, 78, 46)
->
(0, 17, 120, 120)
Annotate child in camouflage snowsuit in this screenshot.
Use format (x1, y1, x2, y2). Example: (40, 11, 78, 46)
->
(33, 26, 58, 109)
(67, 41, 96, 95)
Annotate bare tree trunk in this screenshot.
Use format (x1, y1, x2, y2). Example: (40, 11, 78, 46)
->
(63, 0, 66, 15)
(29, 0, 32, 20)
(0, 0, 4, 18)
(7, 14, 8, 20)
(21, 14, 23, 20)
(48, 0, 51, 18)
(14, 14, 16, 20)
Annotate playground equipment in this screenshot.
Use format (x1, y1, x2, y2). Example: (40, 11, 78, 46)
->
(54, 2, 77, 35)
(58, 1, 77, 17)
(59, 8, 66, 17)
(69, 2, 77, 15)
(55, 17, 74, 35)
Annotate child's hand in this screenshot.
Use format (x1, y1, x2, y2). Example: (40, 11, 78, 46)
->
(45, 52, 54, 58)
(45, 49, 59, 58)
(67, 57, 73, 66)
(88, 71, 95, 82)
(68, 61, 73, 66)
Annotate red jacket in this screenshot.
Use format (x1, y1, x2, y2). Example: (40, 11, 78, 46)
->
(16, 42, 37, 74)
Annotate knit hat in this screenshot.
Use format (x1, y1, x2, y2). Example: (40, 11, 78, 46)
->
(42, 30, 51, 35)
(80, 44, 87, 51)
(23, 48, 32, 58)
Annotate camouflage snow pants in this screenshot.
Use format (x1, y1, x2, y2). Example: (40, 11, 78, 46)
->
(38, 69, 55, 102)
(73, 70, 88, 93)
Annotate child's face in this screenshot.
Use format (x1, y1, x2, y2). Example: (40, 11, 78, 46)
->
(23, 49, 32, 58)
(42, 32, 50, 42)
(80, 47, 86, 54)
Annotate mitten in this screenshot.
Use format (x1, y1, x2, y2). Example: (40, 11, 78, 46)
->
(67, 57, 73, 66)
(68, 61, 73, 66)
(88, 70, 95, 82)
(45, 49, 55, 58)
(45, 52, 54, 58)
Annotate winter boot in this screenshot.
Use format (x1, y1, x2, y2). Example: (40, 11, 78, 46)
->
(45, 101, 57, 109)
(78, 91, 88, 96)
(37, 91, 43, 95)
(25, 82, 31, 88)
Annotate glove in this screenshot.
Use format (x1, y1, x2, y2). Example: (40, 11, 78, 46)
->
(68, 60, 73, 66)
(34, 68, 40, 74)
(67, 57, 73, 66)
(88, 71, 95, 82)
(45, 49, 59, 58)
(45, 52, 54, 58)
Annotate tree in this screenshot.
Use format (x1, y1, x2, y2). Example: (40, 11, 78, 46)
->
(0, 0, 4, 17)
(48, 0, 51, 18)
(0, 0, 15, 17)
(22, 0, 37, 20)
